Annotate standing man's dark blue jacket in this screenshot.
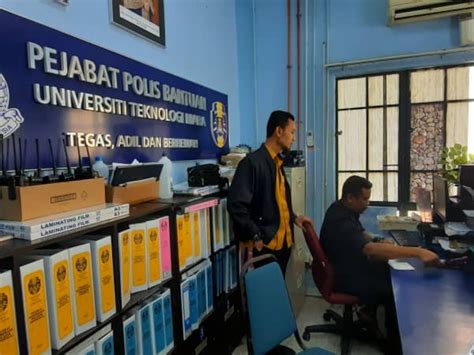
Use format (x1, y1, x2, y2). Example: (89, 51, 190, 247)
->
(227, 144, 296, 245)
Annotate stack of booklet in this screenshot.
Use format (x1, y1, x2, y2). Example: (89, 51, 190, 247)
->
(0, 203, 130, 240)
(180, 260, 213, 339)
(173, 182, 220, 196)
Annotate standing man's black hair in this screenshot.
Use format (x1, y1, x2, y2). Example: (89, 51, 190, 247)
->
(266, 110, 295, 138)
(341, 175, 373, 200)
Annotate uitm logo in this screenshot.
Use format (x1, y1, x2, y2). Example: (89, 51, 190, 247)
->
(0, 74, 24, 138)
(210, 101, 228, 148)
(56, 265, 67, 282)
(28, 277, 41, 295)
(0, 293, 7, 311)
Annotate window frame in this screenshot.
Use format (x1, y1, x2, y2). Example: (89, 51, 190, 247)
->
(335, 64, 474, 214)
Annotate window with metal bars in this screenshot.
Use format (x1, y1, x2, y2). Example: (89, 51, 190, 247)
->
(336, 65, 474, 213)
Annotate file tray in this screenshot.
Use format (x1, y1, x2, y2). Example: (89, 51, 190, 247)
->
(110, 163, 163, 186)
(106, 179, 159, 205)
(377, 215, 419, 231)
(0, 178, 105, 221)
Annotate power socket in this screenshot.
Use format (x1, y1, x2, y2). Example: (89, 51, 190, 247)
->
(306, 131, 314, 148)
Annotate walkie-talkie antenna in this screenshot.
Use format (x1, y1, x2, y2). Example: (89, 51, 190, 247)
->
(22, 139, 27, 174)
(0, 134, 5, 177)
(5, 137, 10, 173)
(74, 136, 88, 180)
(63, 138, 72, 175)
(28, 138, 43, 185)
(76, 138, 83, 170)
(85, 143, 92, 177)
(35, 139, 41, 176)
(11, 133, 18, 175)
(48, 138, 57, 176)
(16, 137, 27, 187)
(18, 137, 23, 174)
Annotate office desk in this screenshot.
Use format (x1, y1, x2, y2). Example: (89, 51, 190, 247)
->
(391, 260, 474, 355)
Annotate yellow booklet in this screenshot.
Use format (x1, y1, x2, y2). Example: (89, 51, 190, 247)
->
(19, 259, 51, 354)
(32, 249, 74, 350)
(147, 219, 162, 288)
(130, 222, 148, 292)
(118, 229, 131, 307)
(0, 270, 19, 355)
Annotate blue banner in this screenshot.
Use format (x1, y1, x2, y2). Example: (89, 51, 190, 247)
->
(0, 9, 229, 169)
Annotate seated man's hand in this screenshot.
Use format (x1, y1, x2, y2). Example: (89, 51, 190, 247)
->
(417, 248, 440, 266)
(295, 215, 314, 232)
(379, 239, 395, 245)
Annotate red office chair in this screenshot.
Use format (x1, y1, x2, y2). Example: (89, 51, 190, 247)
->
(302, 221, 369, 355)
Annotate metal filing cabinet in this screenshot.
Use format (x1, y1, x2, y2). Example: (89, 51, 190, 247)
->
(284, 166, 308, 315)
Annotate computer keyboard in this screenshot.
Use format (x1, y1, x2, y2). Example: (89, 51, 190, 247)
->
(389, 230, 424, 247)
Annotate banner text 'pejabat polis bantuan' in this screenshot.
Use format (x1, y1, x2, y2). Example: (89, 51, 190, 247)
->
(0, 9, 229, 168)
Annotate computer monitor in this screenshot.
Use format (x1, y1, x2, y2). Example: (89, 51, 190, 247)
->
(432, 175, 448, 223)
(459, 164, 474, 189)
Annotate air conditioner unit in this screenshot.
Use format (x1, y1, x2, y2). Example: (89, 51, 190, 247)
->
(388, 0, 474, 25)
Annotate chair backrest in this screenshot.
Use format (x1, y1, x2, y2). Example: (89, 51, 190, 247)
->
(302, 221, 335, 300)
(243, 258, 298, 355)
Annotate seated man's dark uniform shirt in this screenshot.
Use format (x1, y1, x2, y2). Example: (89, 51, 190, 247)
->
(320, 200, 391, 304)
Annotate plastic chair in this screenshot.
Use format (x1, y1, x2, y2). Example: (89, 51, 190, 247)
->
(240, 254, 334, 355)
(302, 221, 367, 355)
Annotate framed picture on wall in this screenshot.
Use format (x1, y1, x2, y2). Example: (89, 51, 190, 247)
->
(111, 0, 165, 46)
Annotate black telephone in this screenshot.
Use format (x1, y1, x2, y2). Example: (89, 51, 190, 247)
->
(187, 164, 227, 188)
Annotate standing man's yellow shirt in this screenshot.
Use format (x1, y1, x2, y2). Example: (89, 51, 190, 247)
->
(265, 145, 293, 250)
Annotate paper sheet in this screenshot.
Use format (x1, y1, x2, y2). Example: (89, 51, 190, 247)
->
(438, 239, 469, 253)
(388, 260, 415, 271)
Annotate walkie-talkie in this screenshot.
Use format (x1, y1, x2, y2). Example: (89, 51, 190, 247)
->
(60, 138, 74, 181)
(22, 138, 27, 174)
(47, 138, 60, 183)
(11, 133, 18, 177)
(29, 139, 44, 185)
(74, 138, 89, 180)
(85, 143, 95, 178)
(16, 137, 28, 186)
(7, 135, 17, 200)
(0, 134, 6, 186)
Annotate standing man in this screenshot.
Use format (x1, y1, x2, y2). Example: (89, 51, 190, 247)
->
(227, 110, 313, 273)
(320, 175, 439, 354)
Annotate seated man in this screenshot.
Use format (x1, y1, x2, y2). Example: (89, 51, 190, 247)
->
(320, 175, 439, 355)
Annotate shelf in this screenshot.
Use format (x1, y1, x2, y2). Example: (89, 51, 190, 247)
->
(53, 277, 174, 354)
(124, 277, 174, 312)
(53, 317, 113, 355)
(0, 202, 172, 259)
(0, 193, 241, 355)
(179, 258, 207, 276)
(158, 194, 221, 211)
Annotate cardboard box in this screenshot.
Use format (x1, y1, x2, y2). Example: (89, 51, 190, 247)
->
(106, 180, 159, 205)
(0, 178, 105, 221)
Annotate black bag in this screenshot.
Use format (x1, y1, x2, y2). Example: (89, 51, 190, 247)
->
(187, 164, 227, 187)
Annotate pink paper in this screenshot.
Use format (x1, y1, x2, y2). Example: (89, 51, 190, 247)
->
(185, 198, 219, 213)
(159, 216, 172, 278)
